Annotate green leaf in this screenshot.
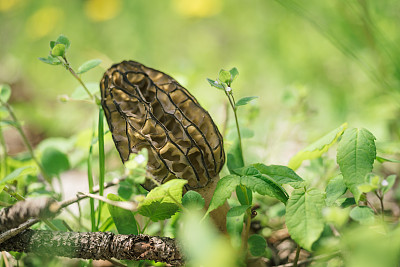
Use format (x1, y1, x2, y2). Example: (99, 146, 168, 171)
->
(252, 163, 304, 188)
(358, 174, 380, 194)
(226, 205, 249, 249)
(338, 197, 356, 208)
(207, 170, 289, 216)
(382, 174, 396, 195)
(38, 56, 62, 65)
(231, 165, 288, 203)
(0, 84, 11, 103)
(206, 78, 224, 90)
(376, 156, 400, 163)
(76, 59, 102, 74)
(51, 43, 65, 57)
(41, 147, 70, 176)
(218, 69, 232, 85)
(117, 179, 134, 200)
(227, 138, 244, 173)
(56, 34, 71, 49)
(182, 191, 205, 210)
(289, 123, 348, 170)
(138, 179, 187, 221)
(0, 166, 35, 186)
(235, 96, 258, 108)
(248, 234, 267, 257)
(349, 206, 375, 225)
(227, 205, 251, 217)
(236, 185, 252, 205)
(233, 165, 260, 176)
(337, 128, 376, 203)
(240, 175, 288, 204)
(325, 175, 347, 206)
(229, 67, 239, 82)
(50, 41, 56, 49)
(323, 206, 350, 227)
(207, 175, 240, 215)
(286, 188, 325, 251)
(107, 193, 139, 235)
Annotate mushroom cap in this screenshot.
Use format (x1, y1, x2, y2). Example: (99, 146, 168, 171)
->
(100, 61, 225, 190)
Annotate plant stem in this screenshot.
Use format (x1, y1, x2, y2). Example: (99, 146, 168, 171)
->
(241, 209, 252, 254)
(60, 56, 98, 103)
(221, 101, 229, 137)
(224, 90, 244, 160)
(293, 244, 301, 267)
(0, 99, 51, 184)
(365, 198, 378, 214)
(375, 191, 385, 221)
(88, 128, 96, 231)
(96, 109, 105, 230)
(141, 218, 151, 234)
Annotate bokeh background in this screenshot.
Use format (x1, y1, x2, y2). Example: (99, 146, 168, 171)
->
(1, 0, 400, 166)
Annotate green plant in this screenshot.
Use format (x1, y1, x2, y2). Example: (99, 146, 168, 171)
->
(205, 67, 400, 266)
(1, 34, 400, 267)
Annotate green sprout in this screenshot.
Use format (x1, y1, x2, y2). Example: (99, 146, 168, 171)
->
(39, 34, 102, 104)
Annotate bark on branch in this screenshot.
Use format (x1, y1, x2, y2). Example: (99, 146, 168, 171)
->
(0, 230, 183, 266)
(0, 197, 58, 232)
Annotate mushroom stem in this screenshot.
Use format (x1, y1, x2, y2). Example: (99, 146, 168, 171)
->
(194, 175, 229, 233)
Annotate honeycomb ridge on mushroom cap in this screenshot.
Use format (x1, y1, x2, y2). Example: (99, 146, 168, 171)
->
(100, 60, 225, 190)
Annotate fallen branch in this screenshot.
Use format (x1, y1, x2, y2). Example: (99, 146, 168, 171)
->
(0, 197, 58, 232)
(0, 176, 129, 243)
(0, 230, 183, 266)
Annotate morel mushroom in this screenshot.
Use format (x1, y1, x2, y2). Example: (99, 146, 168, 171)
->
(100, 60, 228, 230)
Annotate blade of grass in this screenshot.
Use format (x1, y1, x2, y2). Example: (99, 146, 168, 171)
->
(96, 108, 105, 229)
(88, 127, 97, 232)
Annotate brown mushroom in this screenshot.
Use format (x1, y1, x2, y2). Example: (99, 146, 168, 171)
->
(100, 60, 228, 231)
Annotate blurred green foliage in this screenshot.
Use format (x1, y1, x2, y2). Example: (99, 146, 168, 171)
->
(1, 0, 400, 154)
(2, 2, 400, 264)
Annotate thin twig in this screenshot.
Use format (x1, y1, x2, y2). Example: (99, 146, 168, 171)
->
(59, 176, 128, 209)
(77, 192, 137, 211)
